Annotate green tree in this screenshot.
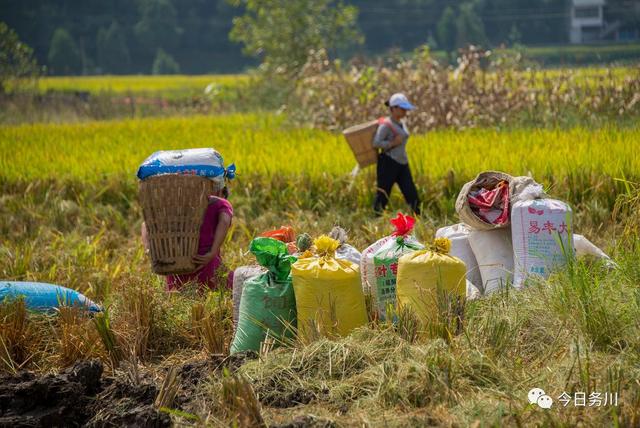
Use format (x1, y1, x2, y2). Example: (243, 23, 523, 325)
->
(436, 6, 457, 53)
(152, 48, 180, 74)
(134, 0, 182, 52)
(507, 24, 522, 46)
(455, 2, 487, 49)
(0, 22, 40, 92)
(228, 0, 363, 74)
(97, 21, 131, 74)
(47, 28, 82, 75)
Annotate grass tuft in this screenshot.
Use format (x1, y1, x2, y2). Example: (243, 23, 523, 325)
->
(0, 298, 33, 373)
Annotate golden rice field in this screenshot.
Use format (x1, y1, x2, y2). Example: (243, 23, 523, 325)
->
(2, 99, 640, 425)
(1, 113, 638, 184)
(35, 74, 248, 95)
(29, 67, 637, 96)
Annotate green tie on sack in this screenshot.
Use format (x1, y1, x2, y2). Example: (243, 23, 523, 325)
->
(230, 238, 297, 354)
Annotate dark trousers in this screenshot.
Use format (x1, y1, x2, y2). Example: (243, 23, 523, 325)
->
(373, 153, 421, 215)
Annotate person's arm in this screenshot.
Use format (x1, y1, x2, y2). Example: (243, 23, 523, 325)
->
(373, 123, 403, 150)
(372, 124, 393, 150)
(193, 212, 232, 268)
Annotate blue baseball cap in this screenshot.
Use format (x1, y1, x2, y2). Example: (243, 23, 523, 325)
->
(387, 93, 415, 110)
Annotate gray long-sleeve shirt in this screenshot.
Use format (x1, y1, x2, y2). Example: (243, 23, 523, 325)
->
(372, 117, 410, 165)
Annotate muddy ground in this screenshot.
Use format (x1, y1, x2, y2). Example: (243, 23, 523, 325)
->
(0, 352, 335, 427)
(0, 359, 169, 428)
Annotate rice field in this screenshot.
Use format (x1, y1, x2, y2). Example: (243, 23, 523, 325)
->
(31, 67, 636, 96)
(1, 77, 640, 426)
(35, 74, 248, 95)
(2, 114, 638, 183)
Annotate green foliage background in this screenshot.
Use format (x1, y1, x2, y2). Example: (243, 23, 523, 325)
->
(3, 0, 639, 75)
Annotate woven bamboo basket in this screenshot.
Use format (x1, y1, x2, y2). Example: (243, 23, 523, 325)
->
(139, 174, 215, 275)
(342, 120, 379, 168)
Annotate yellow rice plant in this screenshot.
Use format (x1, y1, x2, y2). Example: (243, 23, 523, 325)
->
(0, 298, 34, 373)
(190, 292, 233, 356)
(35, 74, 248, 96)
(0, 114, 638, 184)
(55, 305, 101, 367)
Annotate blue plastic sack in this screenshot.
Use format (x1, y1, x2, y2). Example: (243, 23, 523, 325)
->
(137, 148, 235, 180)
(0, 281, 102, 313)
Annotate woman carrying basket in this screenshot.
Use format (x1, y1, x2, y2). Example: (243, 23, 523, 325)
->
(142, 173, 234, 292)
(372, 93, 421, 216)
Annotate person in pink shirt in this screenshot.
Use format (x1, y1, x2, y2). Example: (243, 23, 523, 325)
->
(142, 183, 233, 292)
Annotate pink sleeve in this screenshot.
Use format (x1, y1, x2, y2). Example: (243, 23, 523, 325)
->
(217, 198, 233, 218)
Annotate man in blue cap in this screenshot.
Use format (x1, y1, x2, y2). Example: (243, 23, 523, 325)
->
(372, 93, 421, 216)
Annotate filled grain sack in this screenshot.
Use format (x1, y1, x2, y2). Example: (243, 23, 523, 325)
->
(137, 148, 235, 186)
(436, 223, 483, 296)
(230, 238, 297, 354)
(361, 236, 394, 294)
(0, 281, 101, 313)
(232, 265, 266, 331)
(396, 238, 467, 329)
(468, 228, 514, 294)
(292, 236, 367, 340)
(370, 213, 424, 319)
(511, 198, 574, 288)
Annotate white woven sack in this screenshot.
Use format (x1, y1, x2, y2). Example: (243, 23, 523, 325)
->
(511, 198, 573, 288)
(436, 223, 483, 294)
(468, 228, 514, 294)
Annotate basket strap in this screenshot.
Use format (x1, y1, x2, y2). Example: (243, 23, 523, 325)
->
(377, 117, 400, 138)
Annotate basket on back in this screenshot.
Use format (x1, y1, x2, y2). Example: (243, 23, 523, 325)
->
(342, 120, 379, 168)
(139, 174, 214, 275)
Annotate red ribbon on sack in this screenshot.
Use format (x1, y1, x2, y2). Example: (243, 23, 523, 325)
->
(390, 212, 416, 237)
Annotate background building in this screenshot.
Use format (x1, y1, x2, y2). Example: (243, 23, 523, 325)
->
(570, 0, 640, 43)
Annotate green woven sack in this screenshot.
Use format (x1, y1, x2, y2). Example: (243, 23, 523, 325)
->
(230, 238, 297, 354)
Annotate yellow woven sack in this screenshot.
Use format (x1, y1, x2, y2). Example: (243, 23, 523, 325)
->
(396, 238, 467, 327)
(291, 236, 368, 340)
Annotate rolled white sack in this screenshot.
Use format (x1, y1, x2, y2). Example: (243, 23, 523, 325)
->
(436, 223, 484, 294)
(468, 228, 514, 295)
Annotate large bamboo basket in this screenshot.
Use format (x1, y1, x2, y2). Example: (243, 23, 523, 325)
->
(139, 174, 214, 275)
(342, 120, 379, 168)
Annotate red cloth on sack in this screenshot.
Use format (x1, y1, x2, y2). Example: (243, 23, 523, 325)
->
(260, 226, 296, 243)
(261, 226, 298, 254)
(166, 197, 233, 292)
(467, 181, 510, 225)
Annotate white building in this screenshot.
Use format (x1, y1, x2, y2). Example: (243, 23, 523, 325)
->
(570, 0, 606, 43)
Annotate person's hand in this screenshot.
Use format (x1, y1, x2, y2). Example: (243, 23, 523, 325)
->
(193, 251, 215, 270)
